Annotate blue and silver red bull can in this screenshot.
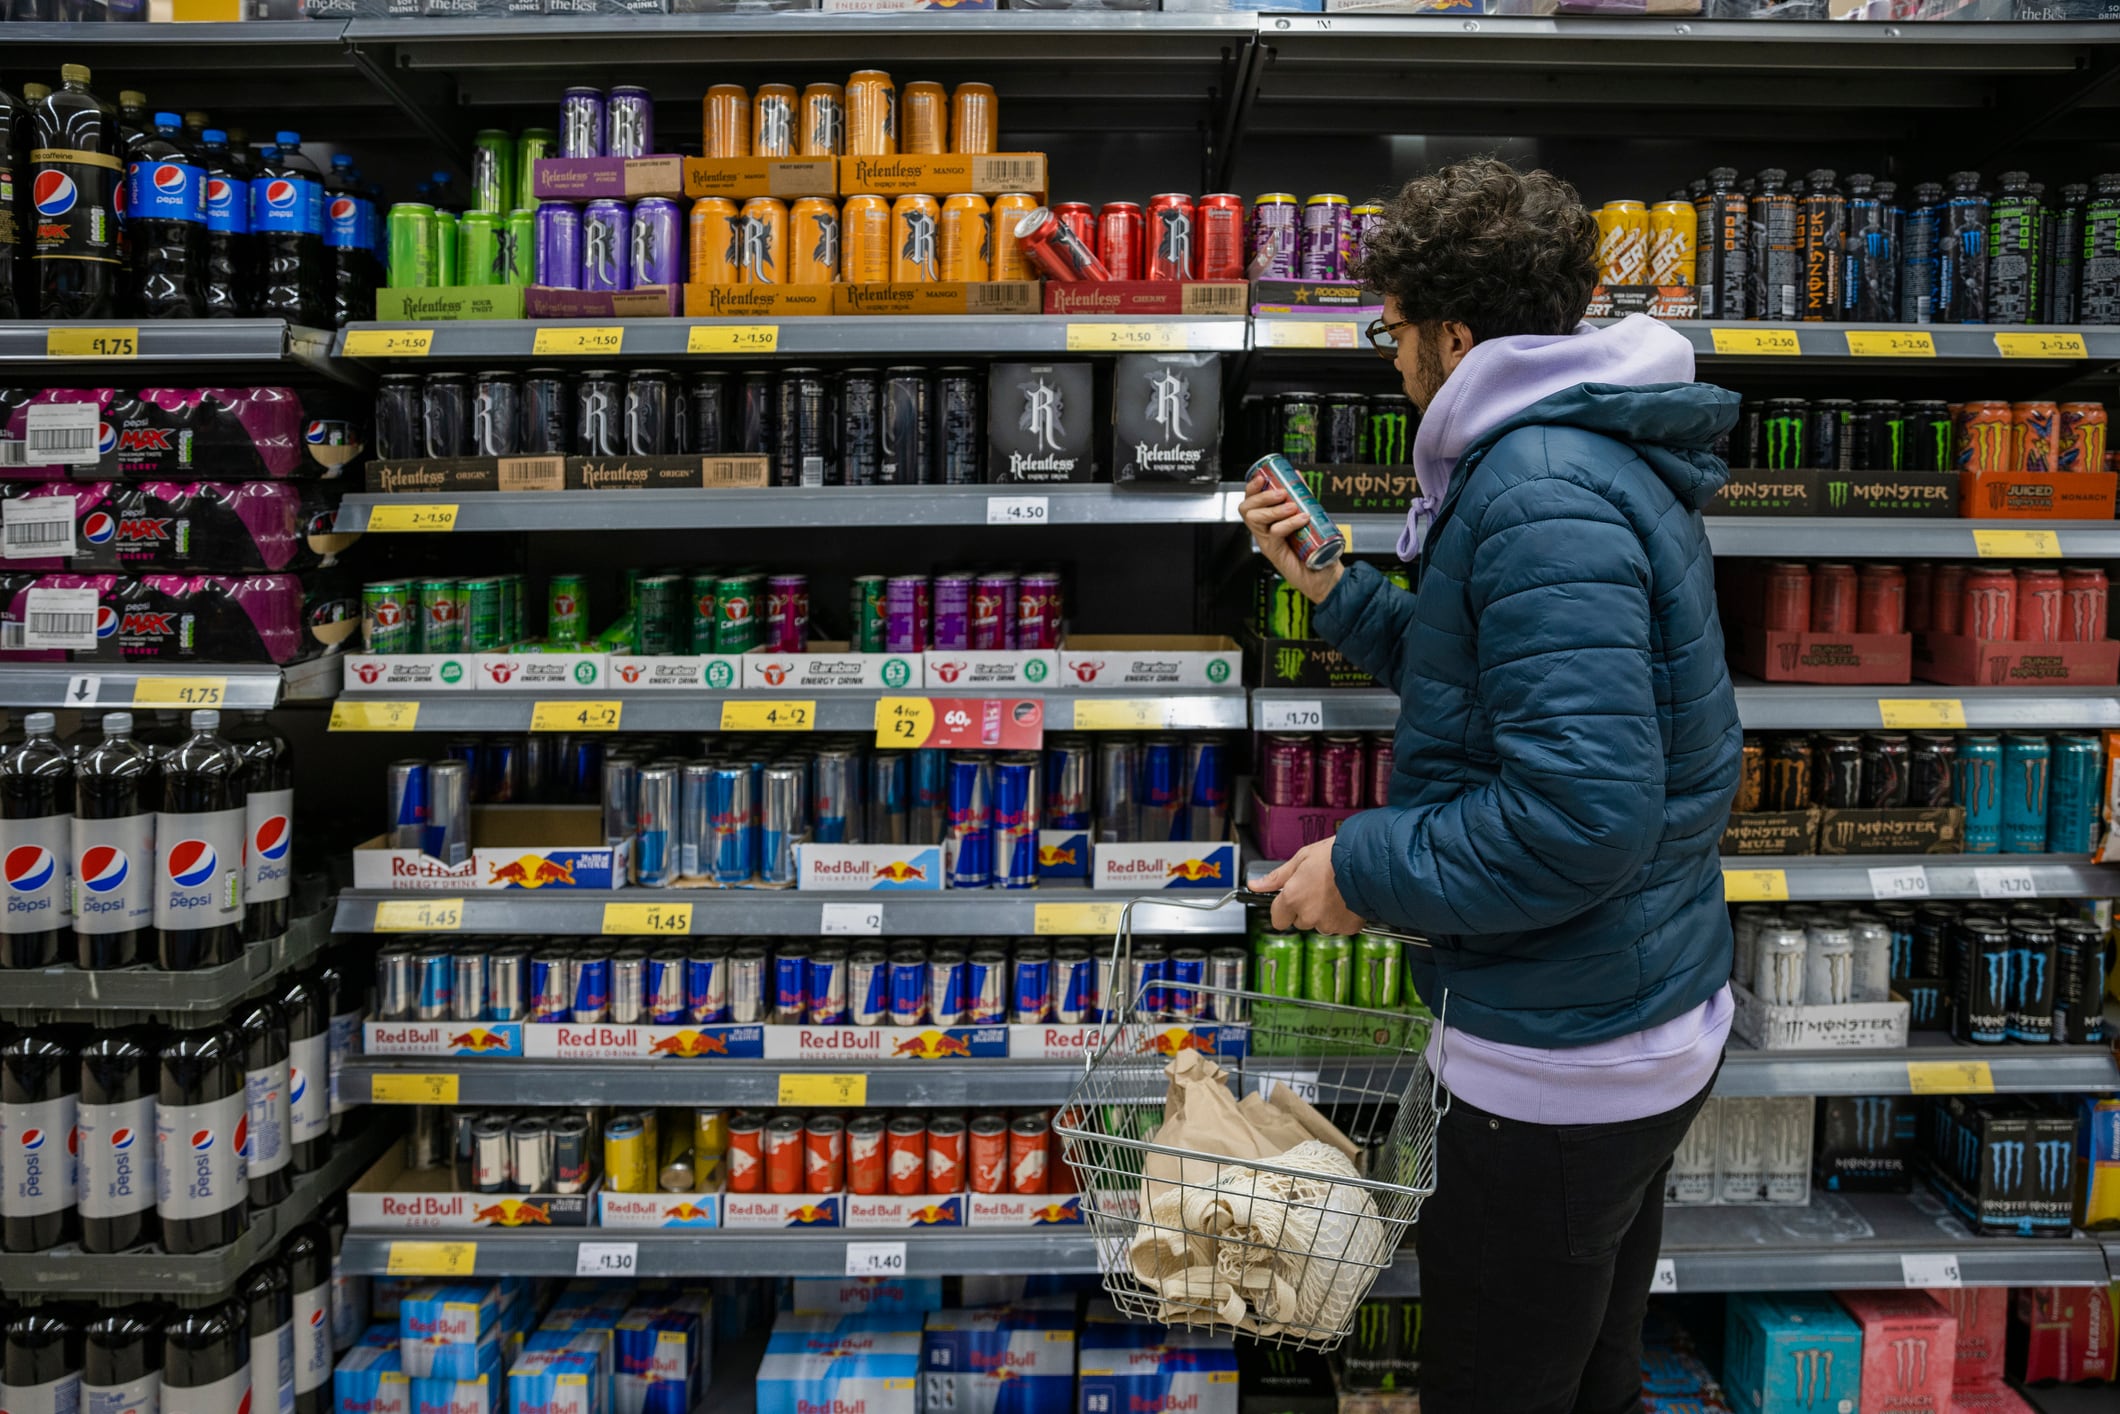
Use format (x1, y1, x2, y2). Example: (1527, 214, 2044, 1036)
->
(946, 754, 993, 888)
(564, 738, 606, 806)
(964, 947, 1008, 1024)
(812, 748, 859, 844)
(1248, 452, 1347, 569)
(1044, 738, 1091, 830)
(759, 764, 806, 887)
(1165, 947, 1207, 1020)
(909, 748, 946, 844)
(569, 950, 612, 1023)
(1186, 739, 1228, 842)
(646, 949, 688, 1025)
(807, 946, 849, 1025)
(888, 945, 929, 1026)
(1137, 737, 1185, 842)
(388, 760, 429, 849)
(990, 752, 1041, 889)
(867, 752, 909, 844)
(530, 949, 571, 1022)
(1010, 943, 1051, 1024)
(1054, 944, 1096, 1024)
(535, 202, 581, 290)
(772, 944, 809, 1024)
(1130, 942, 1168, 1017)
(849, 947, 888, 1027)
(635, 762, 679, 887)
(413, 946, 453, 1021)
(486, 739, 523, 803)
(687, 946, 729, 1024)
(707, 765, 755, 884)
(603, 755, 639, 851)
(927, 942, 968, 1025)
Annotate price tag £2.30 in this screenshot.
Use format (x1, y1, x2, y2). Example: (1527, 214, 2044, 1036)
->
(846, 1241, 907, 1278)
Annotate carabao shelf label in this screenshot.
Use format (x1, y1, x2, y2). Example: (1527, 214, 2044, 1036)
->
(365, 1021, 525, 1058)
(764, 1025, 1008, 1062)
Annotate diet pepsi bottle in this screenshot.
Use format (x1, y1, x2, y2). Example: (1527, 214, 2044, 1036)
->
(243, 1256, 295, 1414)
(2, 712, 74, 969)
(200, 127, 253, 317)
(1, 1309, 80, 1414)
(319, 960, 356, 1136)
(278, 971, 330, 1174)
(30, 65, 120, 318)
(155, 710, 246, 971)
(73, 712, 157, 971)
(236, 996, 290, 1209)
(155, 1023, 248, 1253)
(162, 1298, 251, 1414)
(0, 83, 24, 320)
(231, 713, 292, 943)
(77, 1027, 157, 1254)
(323, 1197, 365, 1354)
(126, 110, 205, 317)
(253, 130, 325, 328)
(83, 1307, 159, 1414)
(284, 1222, 333, 1414)
(325, 153, 377, 327)
(0, 1027, 76, 1251)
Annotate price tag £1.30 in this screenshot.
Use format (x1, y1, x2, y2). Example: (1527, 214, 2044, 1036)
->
(575, 1242, 638, 1277)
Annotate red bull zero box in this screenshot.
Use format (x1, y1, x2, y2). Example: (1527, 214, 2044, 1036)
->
(337, 1343, 410, 1414)
(757, 1313, 922, 1414)
(1077, 1301, 1237, 1414)
(923, 1297, 1076, 1414)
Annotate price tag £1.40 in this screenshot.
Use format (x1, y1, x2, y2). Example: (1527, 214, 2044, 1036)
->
(846, 1241, 907, 1278)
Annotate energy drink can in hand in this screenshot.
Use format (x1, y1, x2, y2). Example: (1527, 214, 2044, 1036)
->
(1247, 454, 1346, 570)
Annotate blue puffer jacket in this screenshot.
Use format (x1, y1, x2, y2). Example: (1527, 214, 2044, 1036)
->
(1317, 373, 1743, 1049)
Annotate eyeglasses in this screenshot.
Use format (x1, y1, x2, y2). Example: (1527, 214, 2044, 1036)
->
(1367, 316, 1415, 359)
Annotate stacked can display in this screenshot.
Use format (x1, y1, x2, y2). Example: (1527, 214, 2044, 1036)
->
(1727, 395, 2109, 475)
(1734, 560, 2109, 644)
(1247, 192, 1385, 281)
(1007, 193, 1246, 284)
(385, 124, 551, 290)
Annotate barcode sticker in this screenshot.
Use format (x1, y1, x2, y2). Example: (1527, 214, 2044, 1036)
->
(0, 441, 25, 469)
(497, 457, 566, 492)
(972, 155, 1044, 191)
(2, 497, 76, 559)
(24, 404, 101, 466)
(22, 587, 99, 650)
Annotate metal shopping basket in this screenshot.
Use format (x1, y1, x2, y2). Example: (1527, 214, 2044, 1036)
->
(1051, 888, 1444, 1352)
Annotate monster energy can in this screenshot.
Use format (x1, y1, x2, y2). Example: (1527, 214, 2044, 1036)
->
(1851, 400, 1905, 473)
(1906, 400, 1953, 474)
(1367, 394, 1414, 467)
(1274, 393, 1320, 462)
(1303, 933, 1351, 1005)
(1256, 572, 1311, 641)
(1353, 933, 1400, 1010)
(1253, 931, 1304, 1000)
(1762, 398, 1808, 472)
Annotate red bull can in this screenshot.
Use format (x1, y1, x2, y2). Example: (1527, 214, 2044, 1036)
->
(888, 945, 930, 1026)
(910, 749, 946, 844)
(772, 944, 809, 1024)
(375, 948, 415, 1022)
(1054, 943, 1096, 1025)
(1129, 942, 1168, 1017)
(812, 748, 859, 845)
(646, 949, 688, 1025)
(530, 949, 571, 1022)
(414, 946, 453, 1021)
(728, 944, 767, 1025)
(1010, 943, 1052, 1023)
(867, 752, 910, 845)
(1186, 739, 1228, 842)
(569, 950, 611, 1023)
(964, 947, 1007, 1024)
(946, 755, 993, 888)
(685, 946, 728, 1024)
(1137, 738, 1184, 842)
(611, 948, 648, 1024)
(451, 949, 488, 1023)
(849, 946, 888, 1026)
(488, 945, 529, 1022)
(991, 752, 1041, 889)
(1248, 452, 1347, 569)
(387, 761, 429, 849)
(1044, 738, 1091, 830)
(807, 945, 850, 1025)
(1165, 947, 1207, 1020)
(927, 942, 968, 1025)
(707, 765, 755, 884)
(1208, 948, 1248, 1023)
(760, 763, 807, 887)
(634, 763, 679, 887)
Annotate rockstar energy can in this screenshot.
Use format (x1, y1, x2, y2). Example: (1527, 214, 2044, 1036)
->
(990, 193, 1037, 281)
(940, 193, 991, 282)
(901, 81, 947, 155)
(788, 197, 840, 285)
(1649, 199, 1696, 286)
(891, 193, 941, 283)
(1596, 200, 1648, 285)
(737, 197, 787, 285)
(847, 70, 897, 157)
(801, 84, 847, 158)
(705, 84, 750, 159)
(687, 198, 740, 284)
(752, 84, 798, 159)
(842, 194, 891, 285)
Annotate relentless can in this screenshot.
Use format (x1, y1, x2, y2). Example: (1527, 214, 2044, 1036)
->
(581, 198, 630, 292)
(891, 194, 941, 283)
(801, 83, 846, 158)
(990, 192, 1037, 281)
(846, 70, 897, 158)
(1146, 193, 1196, 282)
(387, 204, 439, 290)
(705, 83, 750, 159)
(1012, 206, 1110, 283)
(686, 196, 740, 285)
(737, 196, 786, 284)
(951, 82, 996, 155)
(560, 87, 605, 160)
(789, 196, 838, 285)
(751, 83, 796, 159)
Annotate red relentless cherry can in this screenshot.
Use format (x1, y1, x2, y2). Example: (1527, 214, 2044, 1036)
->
(1052, 201, 1096, 249)
(1013, 206, 1111, 283)
(1198, 193, 1246, 280)
(1146, 193, 1196, 281)
(1098, 201, 1144, 280)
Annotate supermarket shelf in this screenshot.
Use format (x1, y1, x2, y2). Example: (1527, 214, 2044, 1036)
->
(1707, 519, 2120, 559)
(336, 484, 1241, 535)
(1733, 853, 2120, 902)
(0, 1122, 391, 1300)
(0, 659, 341, 712)
(0, 910, 332, 1022)
(333, 887, 1247, 937)
(1252, 686, 2120, 733)
(332, 689, 1250, 734)
(339, 1227, 1110, 1280)
(1716, 1033, 2120, 1100)
(0, 320, 352, 383)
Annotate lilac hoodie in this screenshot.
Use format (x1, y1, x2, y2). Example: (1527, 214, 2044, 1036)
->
(1392, 314, 1732, 1123)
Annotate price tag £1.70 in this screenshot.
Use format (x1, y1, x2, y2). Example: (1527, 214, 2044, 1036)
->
(1975, 866, 2037, 900)
(845, 1241, 907, 1278)
(1868, 866, 1930, 901)
(1257, 699, 1324, 732)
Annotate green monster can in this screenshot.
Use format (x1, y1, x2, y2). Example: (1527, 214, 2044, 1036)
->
(637, 574, 682, 655)
(688, 574, 720, 654)
(385, 203, 438, 290)
(434, 210, 460, 287)
(548, 574, 588, 645)
(847, 574, 887, 653)
(471, 128, 515, 215)
(1258, 572, 1311, 640)
(501, 209, 537, 287)
(715, 573, 762, 654)
(514, 128, 556, 213)
(361, 580, 414, 654)
(1252, 932, 1306, 1000)
(416, 577, 467, 654)
(1384, 566, 1414, 592)
(1353, 932, 1401, 1011)
(1303, 933, 1352, 1006)
(457, 211, 503, 287)
(462, 577, 507, 651)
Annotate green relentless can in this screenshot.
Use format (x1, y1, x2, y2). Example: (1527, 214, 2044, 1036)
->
(386, 203, 438, 290)
(847, 574, 887, 653)
(471, 128, 515, 215)
(416, 577, 467, 654)
(502, 209, 536, 286)
(548, 574, 588, 645)
(1353, 932, 1401, 1011)
(715, 573, 762, 654)
(514, 128, 556, 213)
(1253, 932, 1305, 1000)
(462, 577, 507, 651)
(434, 210, 460, 287)
(1303, 933, 1352, 1006)
(1258, 572, 1311, 640)
(688, 574, 720, 654)
(458, 210, 503, 287)
(637, 574, 683, 655)
(362, 580, 414, 655)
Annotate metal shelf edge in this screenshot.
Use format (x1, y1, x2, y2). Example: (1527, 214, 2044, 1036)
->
(0, 910, 332, 1019)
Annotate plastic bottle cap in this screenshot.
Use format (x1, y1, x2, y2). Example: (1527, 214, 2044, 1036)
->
(276, 130, 301, 145)
(61, 65, 91, 84)
(332, 154, 353, 167)
(119, 90, 145, 106)
(104, 713, 134, 735)
(203, 129, 227, 144)
(24, 712, 55, 735)
(155, 112, 183, 128)
(192, 709, 221, 731)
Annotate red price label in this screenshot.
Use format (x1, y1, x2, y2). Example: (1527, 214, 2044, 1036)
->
(875, 697, 1045, 751)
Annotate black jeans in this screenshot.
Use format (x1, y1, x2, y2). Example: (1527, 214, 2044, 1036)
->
(1413, 1069, 1719, 1414)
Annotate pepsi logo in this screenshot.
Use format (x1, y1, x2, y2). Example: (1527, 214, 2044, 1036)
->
(33, 170, 76, 217)
(305, 420, 328, 445)
(166, 839, 219, 889)
(190, 1128, 214, 1153)
(263, 179, 299, 211)
(152, 163, 188, 195)
(239, 1387, 253, 1414)
(232, 1115, 247, 1156)
(308, 1308, 327, 1329)
(4, 845, 57, 894)
(110, 1128, 136, 1151)
(97, 422, 118, 457)
(207, 177, 237, 208)
(94, 606, 118, 640)
(18, 1129, 43, 1152)
(255, 816, 291, 862)
(290, 1068, 307, 1106)
(82, 511, 116, 545)
(329, 197, 357, 223)
(112, 180, 126, 219)
(79, 844, 130, 894)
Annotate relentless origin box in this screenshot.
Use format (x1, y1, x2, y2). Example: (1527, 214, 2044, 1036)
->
(987, 363, 1094, 483)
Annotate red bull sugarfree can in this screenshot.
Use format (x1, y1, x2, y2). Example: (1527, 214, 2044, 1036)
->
(991, 752, 1041, 889)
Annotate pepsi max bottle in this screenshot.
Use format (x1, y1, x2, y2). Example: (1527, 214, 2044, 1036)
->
(29, 65, 119, 320)
(253, 130, 325, 328)
(1, 712, 74, 969)
(126, 111, 204, 317)
(0, 1027, 76, 1252)
(115, 91, 150, 156)
(199, 128, 252, 318)
(325, 153, 377, 327)
(73, 711, 157, 971)
(277, 972, 329, 1174)
(155, 1023, 247, 1253)
(154, 710, 246, 972)
(162, 1298, 251, 1414)
(243, 1257, 295, 1414)
(236, 996, 290, 1209)
(231, 713, 291, 943)
(77, 1027, 156, 1254)
(83, 1308, 159, 1414)
(1, 1309, 80, 1414)
(284, 1222, 333, 1414)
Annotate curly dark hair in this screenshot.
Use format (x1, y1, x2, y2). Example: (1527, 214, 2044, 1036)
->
(1353, 158, 1600, 343)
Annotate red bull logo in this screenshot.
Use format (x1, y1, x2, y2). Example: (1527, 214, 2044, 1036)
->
(1036, 844, 1077, 866)
(470, 1198, 553, 1225)
(784, 1201, 837, 1226)
(446, 1028, 514, 1053)
(1029, 1200, 1080, 1225)
(1148, 1028, 1213, 1056)
(891, 1031, 973, 1059)
(489, 855, 578, 888)
(873, 860, 926, 883)
(1165, 859, 1222, 882)
(645, 1030, 729, 1057)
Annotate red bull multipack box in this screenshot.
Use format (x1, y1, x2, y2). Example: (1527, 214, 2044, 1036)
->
(1722, 1294, 1862, 1414)
(786, 1278, 944, 1317)
(401, 1284, 503, 1379)
(337, 1343, 410, 1414)
(614, 1306, 709, 1414)
(508, 1342, 603, 1414)
(757, 1313, 922, 1414)
(1077, 1302, 1237, 1414)
(923, 1297, 1076, 1414)
(411, 1359, 504, 1414)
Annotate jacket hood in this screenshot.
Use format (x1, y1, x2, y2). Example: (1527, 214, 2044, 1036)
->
(1401, 314, 1739, 556)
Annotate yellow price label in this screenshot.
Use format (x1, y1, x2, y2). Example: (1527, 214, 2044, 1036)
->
(1994, 331, 2088, 359)
(373, 897, 465, 932)
(1072, 699, 1169, 730)
(131, 676, 226, 708)
(530, 701, 621, 732)
(46, 326, 139, 359)
(1064, 323, 1188, 352)
(532, 326, 624, 356)
(371, 1073, 460, 1105)
(1972, 529, 2061, 559)
(874, 696, 936, 748)
(1034, 901, 1122, 935)
(777, 1073, 868, 1106)
(342, 328, 435, 358)
(688, 324, 779, 353)
(365, 503, 458, 533)
(1906, 1059, 1995, 1095)
(1709, 327, 1801, 356)
(331, 701, 422, 732)
(601, 902, 694, 936)
(1722, 869, 1790, 903)
(386, 1241, 476, 1277)
(1255, 320, 1358, 350)
(1845, 330, 1935, 358)
(720, 700, 815, 731)
(1878, 698, 1967, 729)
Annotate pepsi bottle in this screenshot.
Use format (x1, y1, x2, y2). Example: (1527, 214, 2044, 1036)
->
(29, 66, 119, 323)
(323, 1196, 364, 1354)
(244, 1257, 295, 1414)
(284, 1223, 332, 1414)
(77, 1026, 156, 1253)
(1, 1308, 80, 1414)
(155, 1023, 247, 1253)
(277, 971, 329, 1174)
(73, 711, 157, 971)
(125, 110, 205, 317)
(231, 713, 291, 943)
(83, 1307, 160, 1414)
(236, 996, 290, 1210)
(2, 711, 74, 969)
(0, 1027, 76, 1251)
(0, 83, 24, 321)
(115, 91, 150, 155)
(154, 709, 246, 972)
(319, 960, 356, 1140)
(253, 130, 325, 328)
(162, 1298, 251, 1414)
(200, 129, 251, 317)
(324, 153, 376, 327)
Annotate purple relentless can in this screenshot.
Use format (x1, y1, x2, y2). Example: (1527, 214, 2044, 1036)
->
(972, 572, 1017, 652)
(945, 754, 992, 888)
(607, 85, 655, 160)
(560, 86, 606, 160)
(888, 945, 929, 1026)
(582, 198, 631, 292)
(1367, 734, 1393, 810)
(991, 751, 1041, 889)
(766, 573, 810, 654)
(534, 203, 581, 290)
(884, 575, 930, 654)
(1319, 734, 1364, 809)
(1016, 572, 1062, 650)
(931, 572, 974, 652)
(630, 196, 682, 290)
(1262, 735, 1315, 808)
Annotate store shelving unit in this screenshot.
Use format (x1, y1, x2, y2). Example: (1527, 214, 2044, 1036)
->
(0, 659, 341, 713)
(1324, 515, 2120, 560)
(0, 909, 334, 1021)
(0, 319, 355, 385)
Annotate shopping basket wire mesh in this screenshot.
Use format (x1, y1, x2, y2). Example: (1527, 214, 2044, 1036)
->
(1052, 888, 1445, 1352)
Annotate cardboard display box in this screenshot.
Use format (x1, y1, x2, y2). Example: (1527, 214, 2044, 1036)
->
(524, 286, 681, 319)
(1247, 635, 1382, 690)
(1814, 1094, 1918, 1194)
(1913, 631, 2120, 688)
(532, 155, 685, 202)
(1731, 982, 1911, 1051)
(1959, 469, 2118, 520)
(1726, 620, 1913, 685)
(1815, 806, 1965, 856)
(1587, 284, 1699, 320)
(988, 361, 1094, 482)
(836, 153, 1047, 198)
(681, 157, 838, 201)
(1059, 634, 1241, 689)
(1720, 808, 1819, 856)
(375, 286, 527, 322)
(833, 282, 1041, 317)
(682, 284, 834, 318)
(1040, 281, 1249, 317)
(1251, 794, 1359, 859)
(352, 806, 626, 891)
(364, 454, 768, 495)
(348, 1149, 597, 1229)
(1707, 468, 1961, 518)
(1111, 352, 1221, 487)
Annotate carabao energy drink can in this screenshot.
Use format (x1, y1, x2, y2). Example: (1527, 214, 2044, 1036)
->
(1248, 453, 1346, 569)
